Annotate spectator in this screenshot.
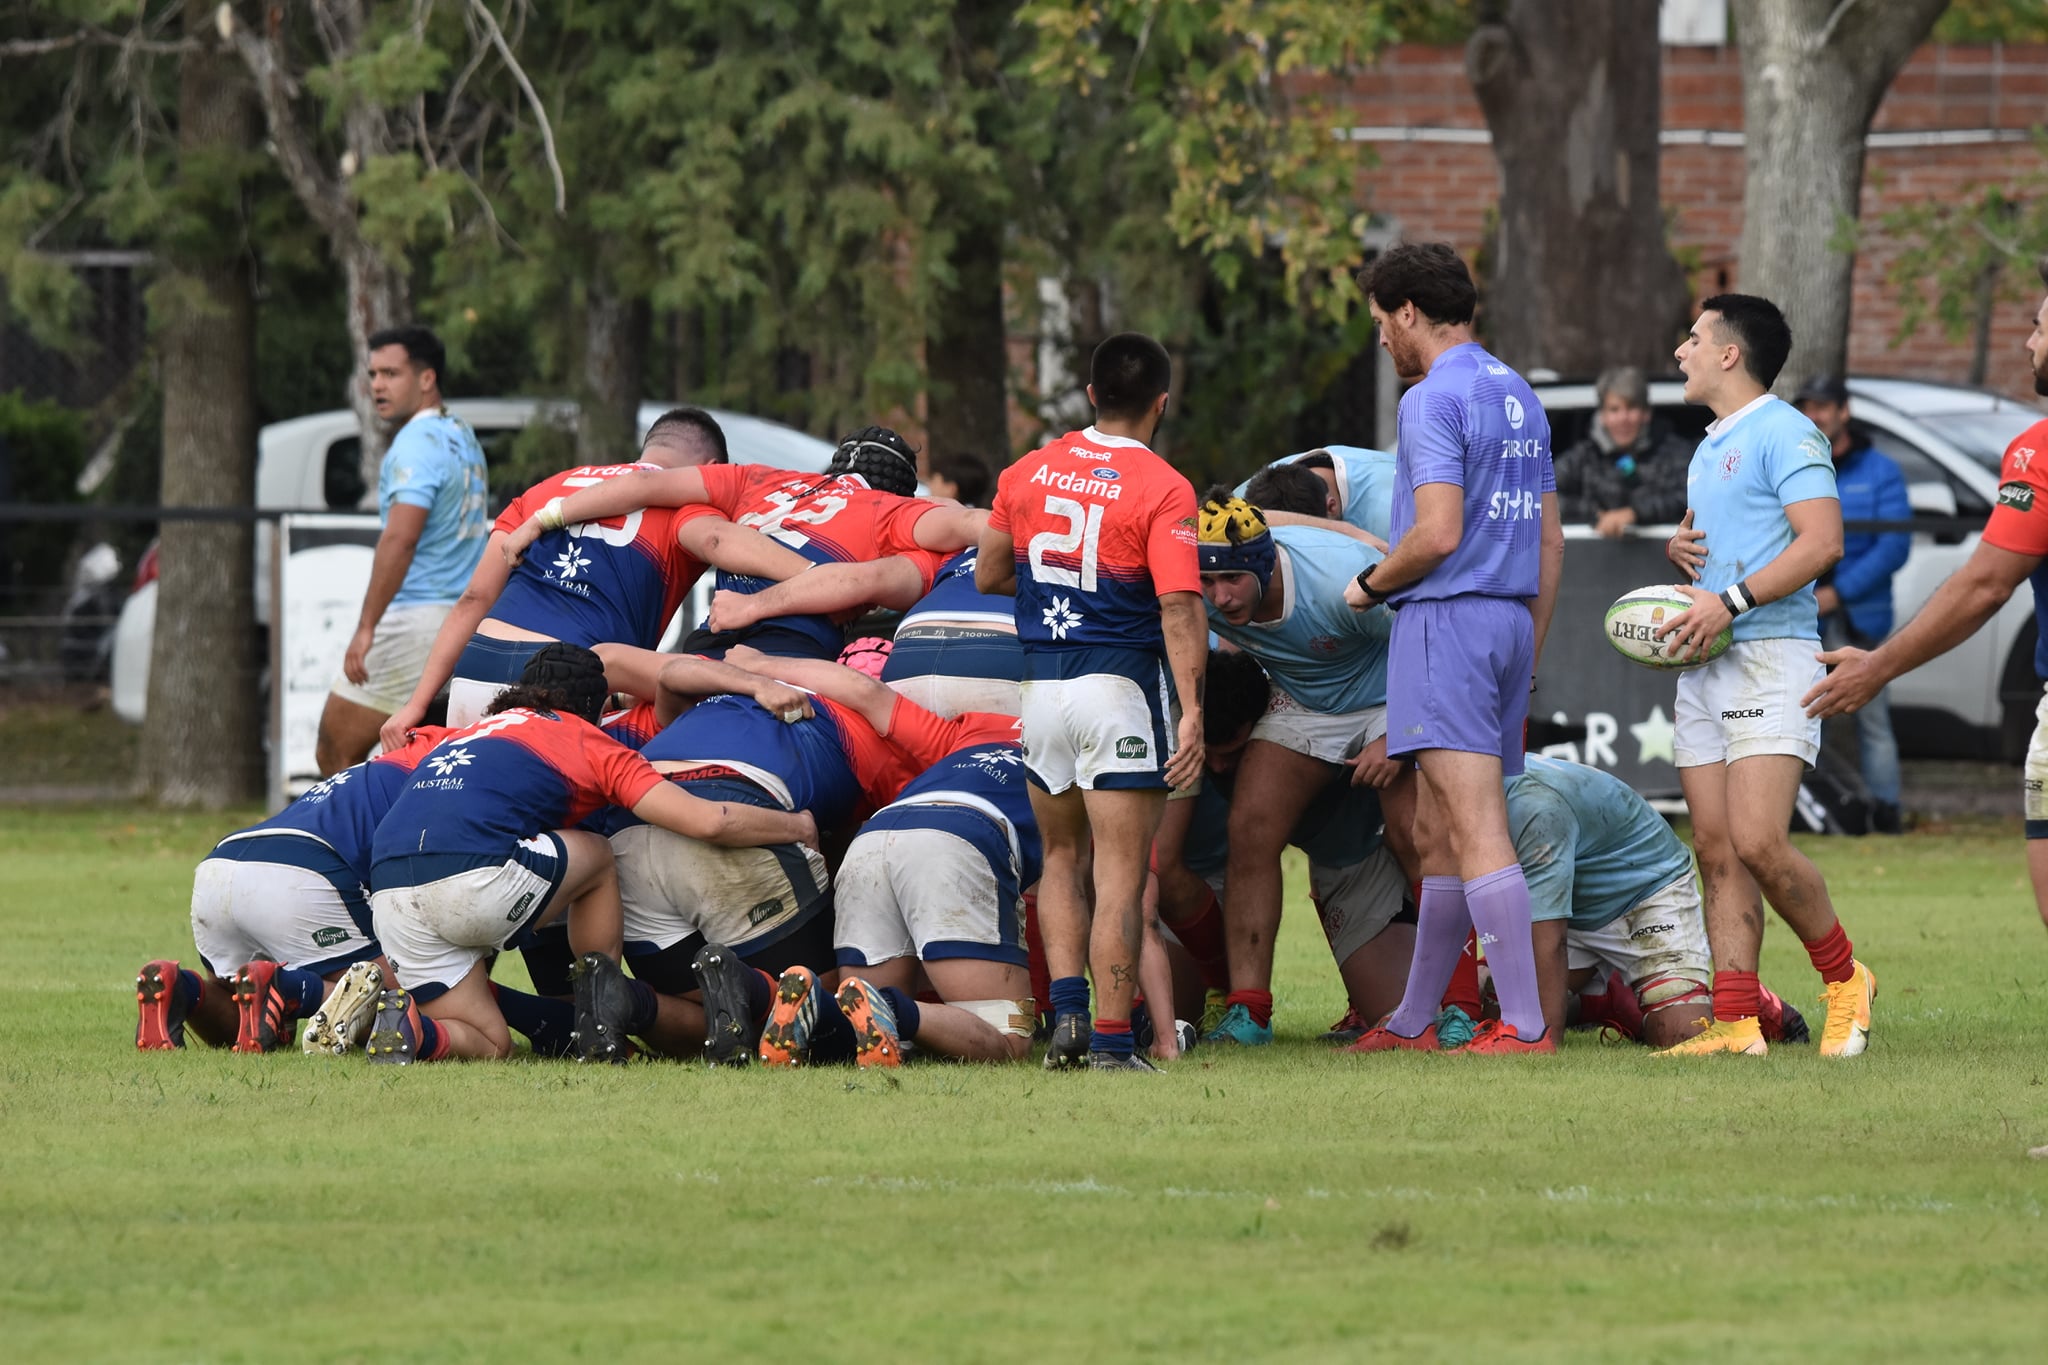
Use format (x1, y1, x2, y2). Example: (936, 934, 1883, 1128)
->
(927, 453, 992, 508)
(1795, 374, 1910, 834)
(1553, 365, 1691, 536)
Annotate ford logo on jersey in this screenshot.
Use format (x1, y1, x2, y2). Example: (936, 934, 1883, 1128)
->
(1090, 467, 1121, 481)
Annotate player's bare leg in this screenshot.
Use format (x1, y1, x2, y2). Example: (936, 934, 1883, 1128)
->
(1079, 786, 1169, 1054)
(1660, 761, 1771, 1055)
(1215, 740, 1330, 1042)
(416, 961, 515, 1060)
(2030, 841, 2048, 930)
(1332, 922, 1414, 1026)
(314, 693, 387, 775)
(1028, 783, 1094, 1066)
(850, 957, 1034, 1063)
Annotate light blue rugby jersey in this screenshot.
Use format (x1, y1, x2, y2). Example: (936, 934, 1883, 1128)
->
(1685, 394, 1838, 643)
(1204, 525, 1392, 714)
(379, 410, 489, 607)
(1238, 447, 1398, 541)
(1506, 756, 1695, 931)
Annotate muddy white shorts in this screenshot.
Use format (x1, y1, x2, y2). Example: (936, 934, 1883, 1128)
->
(1673, 636, 1822, 768)
(1252, 691, 1385, 766)
(370, 834, 565, 1000)
(2024, 683, 2048, 838)
(1308, 845, 1406, 965)
(329, 602, 453, 715)
(611, 821, 829, 956)
(835, 813, 1026, 969)
(1565, 872, 1712, 1014)
(191, 830, 376, 976)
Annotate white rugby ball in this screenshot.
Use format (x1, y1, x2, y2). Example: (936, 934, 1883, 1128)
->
(1604, 585, 1731, 671)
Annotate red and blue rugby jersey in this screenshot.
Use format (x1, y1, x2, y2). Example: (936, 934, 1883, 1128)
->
(987, 428, 1199, 676)
(490, 464, 720, 648)
(234, 726, 450, 885)
(599, 702, 661, 751)
(370, 708, 665, 887)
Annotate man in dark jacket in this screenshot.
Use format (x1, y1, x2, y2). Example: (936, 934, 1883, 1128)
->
(1553, 366, 1692, 536)
(1796, 375, 1911, 833)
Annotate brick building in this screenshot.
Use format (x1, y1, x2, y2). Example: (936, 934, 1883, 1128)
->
(1334, 42, 2048, 401)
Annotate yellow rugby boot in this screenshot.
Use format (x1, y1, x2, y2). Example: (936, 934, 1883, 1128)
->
(1818, 960, 1876, 1059)
(1653, 1015, 1767, 1057)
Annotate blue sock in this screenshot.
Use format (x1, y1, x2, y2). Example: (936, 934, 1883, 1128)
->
(175, 969, 205, 1010)
(1048, 975, 1090, 1021)
(809, 987, 857, 1064)
(417, 1016, 446, 1061)
(278, 968, 326, 1021)
(623, 976, 660, 1034)
(743, 967, 775, 1024)
(495, 987, 576, 1057)
(878, 986, 922, 1040)
(1090, 1018, 1134, 1058)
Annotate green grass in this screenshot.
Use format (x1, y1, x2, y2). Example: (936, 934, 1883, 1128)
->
(0, 698, 139, 791)
(5, 806, 2047, 1362)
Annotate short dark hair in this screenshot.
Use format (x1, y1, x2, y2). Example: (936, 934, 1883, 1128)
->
(2036, 254, 2048, 290)
(1357, 242, 1476, 326)
(930, 452, 992, 507)
(1204, 649, 1271, 745)
(1243, 463, 1329, 517)
(643, 406, 729, 463)
(484, 684, 578, 721)
(1089, 332, 1173, 422)
(1292, 450, 1336, 471)
(1697, 294, 1793, 390)
(366, 325, 446, 387)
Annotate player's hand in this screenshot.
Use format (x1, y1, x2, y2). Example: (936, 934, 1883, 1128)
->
(1803, 645, 1882, 719)
(1653, 584, 1730, 662)
(378, 701, 424, 755)
(1666, 509, 1707, 581)
(754, 680, 813, 723)
(1595, 506, 1638, 539)
(708, 589, 761, 633)
(1166, 709, 1205, 791)
(501, 517, 542, 567)
(343, 624, 375, 686)
(1342, 576, 1374, 611)
(722, 643, 767, 672)
(792, 810, 821, 853)
(1347, 734, 1401, 789)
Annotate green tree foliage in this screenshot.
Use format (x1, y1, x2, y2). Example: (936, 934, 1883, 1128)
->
(1933, 0, 2048, 44)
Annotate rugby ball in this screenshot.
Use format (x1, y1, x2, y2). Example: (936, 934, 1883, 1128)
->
(1604, 585, 1731, 671)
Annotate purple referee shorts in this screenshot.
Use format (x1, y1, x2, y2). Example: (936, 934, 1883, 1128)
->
(1386, 596, 1534, 776)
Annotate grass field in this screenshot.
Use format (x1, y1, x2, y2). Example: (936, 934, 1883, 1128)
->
(6, 805, 2047, 1362)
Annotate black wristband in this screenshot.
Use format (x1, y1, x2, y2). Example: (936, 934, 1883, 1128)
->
(1354, 568, 1387, 603)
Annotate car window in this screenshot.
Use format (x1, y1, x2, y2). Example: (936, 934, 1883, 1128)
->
(1914, 410, 2041, 474)
(1860, 425, 1988, 514)
(323, 437, 366, 509)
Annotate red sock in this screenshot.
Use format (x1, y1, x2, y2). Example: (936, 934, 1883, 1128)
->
(1713, 969, 1761, 1022)
(418, 1017, 451, 1062)
(1440, 931, 1483, 1018)
(1167, 890, 1231, 990)
(1802, 922, 1855, 985)
(1225, 989, 1273, 1027)
(1022, 891, 1051, 1016)
(1577, 969, 1645, 1041)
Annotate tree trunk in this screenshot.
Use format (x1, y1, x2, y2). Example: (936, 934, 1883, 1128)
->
(342, 242, 408, 490)
(1731, 0, 1947, 391)
(140, 0, 262, 808)
(577, 271, 650, 462)
(1467, 0, 1689, 377)
(924, 218, 1012, 467)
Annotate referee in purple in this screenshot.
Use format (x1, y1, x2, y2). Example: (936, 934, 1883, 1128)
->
(1342, 243, 1565, 1055)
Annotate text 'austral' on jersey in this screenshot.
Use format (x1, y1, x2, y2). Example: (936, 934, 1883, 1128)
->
(1390, 343, 1555, 601)
(987, 427, 1199, 665)
(491, 464, 720, 649)
(236, 726, 450, 885)
(371, 708, 665, 886)
(863, 739, 1044, 902)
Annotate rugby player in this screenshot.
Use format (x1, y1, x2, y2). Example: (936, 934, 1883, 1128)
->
(1241, 445, 1398, 541)
(378, 408, 811, 750)
(134, 726, 447, 1054)
(361, 645, 817, 1065)
(1194, 495, 1394, 1045)
(1342, 242, 1565, 1057)
(1507, 755, 1807, 1049)
(1652, 295, 1874, 1058)
(1805, 263, 2048, 931)
(978, 332, 1206, 1072)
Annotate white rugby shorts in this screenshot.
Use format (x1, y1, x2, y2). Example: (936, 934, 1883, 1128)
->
(1018, 666, 1174, 794)
(1308, 846, 1407, 965)
(2025, 684, 2048, 837)
(885, 673, 1023, 722)
(190, 838, 374, 977)
(371, 834, 563, 998)
(1673, 637, 1822, 768)
(1565, 873, 1712, 1012)
(834, 825, 1024, 967)
(1252, 691, 1385, 766)
(611, 822, 828, 955)
(329, 602, 452, 715)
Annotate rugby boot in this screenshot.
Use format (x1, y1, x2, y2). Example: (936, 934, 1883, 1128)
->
(1318, 1008, 1369, 1045)
(1757, 984, 1809, 1045)
(693, 942, 758, 1068)
(568, 952, 635, 1064)
(1653, 1015, 1767, 1057)
(1818, 959, 1876, 1059)
(1459, 1020, 1557, 1055)
(836, 976, 903, 1069)
(301, 960, 385, 1056)
(1345, 1019, 1442, 1054)
(1432, 1004, 1481, 1050)
(364, 988, 426, 1065)
(230, 959, 291, 1053)
(1198, 987, 1229, 1038)
(1042, 1011, 1090, 1071)
(135, 959, 189, 1051)
(1201, 1003, 1273, 1047)
(759, 967, 820, 1067)
(1088, 1050, 1161, 1072)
